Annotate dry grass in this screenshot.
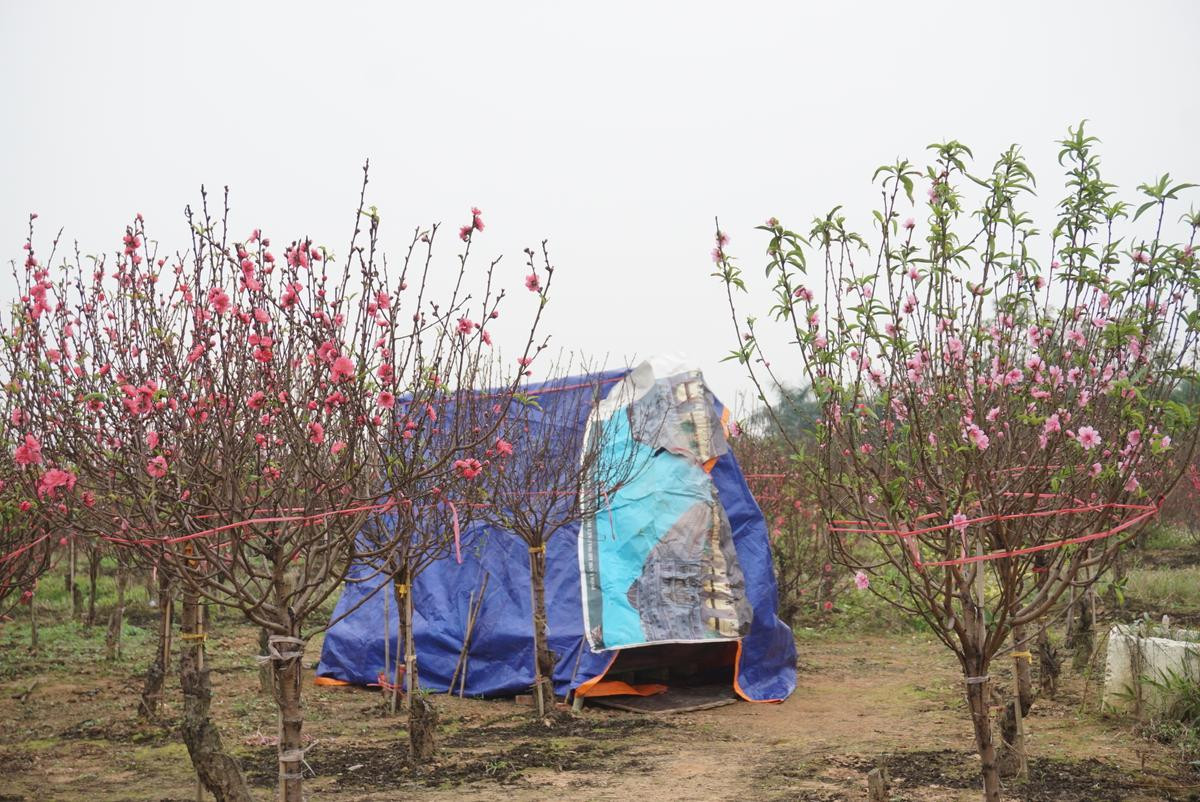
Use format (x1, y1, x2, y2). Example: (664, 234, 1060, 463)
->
(1125, 566, 1200, 613)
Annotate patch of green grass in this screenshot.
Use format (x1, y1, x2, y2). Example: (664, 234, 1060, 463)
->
(34, 558, 156, 615)
(1143, 523, 1197, 551)
(23, 737, 60, 751)
(0, 617, 150, 680)
(231, 694, 275, 720)
(130, 741, 191, 762)
(1125, 566, 1200, 612)
(789, 587, 932, 637)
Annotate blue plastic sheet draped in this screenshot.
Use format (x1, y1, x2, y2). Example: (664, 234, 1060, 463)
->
(316, 365, 796, 702)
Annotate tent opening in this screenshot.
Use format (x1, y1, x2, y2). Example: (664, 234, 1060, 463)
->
(606, 641, 737, 687)
(575, 641, 740, 712)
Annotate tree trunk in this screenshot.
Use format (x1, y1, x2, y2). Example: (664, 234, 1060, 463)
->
(105, 564, 128, 661)
(999, 626, 1033, 778)
(269, 634, 307, 802)
(1070, 590, 1094, 672)
(258, 627, 276, 697)
(400, 572, 437, 760)
(86, 549, 100, 627)
(177, 592, 252, 802)
(408, 692, 438, 762)
(1107, 551, 1126, 609)
(63, 542, 74, 616)
(139, 573, 173, 720)
(966, 539, 1001, 801)
(28, 596, 38, 654)
(965, 666, 1002, 802)
(529, 546, 556, 717)
(1036, 628, 1060, 698)
(819, 552, 835, 616)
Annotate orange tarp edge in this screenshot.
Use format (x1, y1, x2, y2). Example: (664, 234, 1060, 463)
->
(571, 650, 619, 698)
(576, 680, 668, 698)
(313, 676, 352, 687)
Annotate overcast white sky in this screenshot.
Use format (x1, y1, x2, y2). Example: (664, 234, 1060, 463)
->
(3, 1, 1198, 411)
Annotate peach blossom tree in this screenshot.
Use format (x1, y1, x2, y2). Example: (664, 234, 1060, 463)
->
(2, 173, 546, 802)
(715, 125, 1200, 801)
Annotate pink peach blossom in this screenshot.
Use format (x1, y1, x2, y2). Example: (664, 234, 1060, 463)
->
(966, 425, 990, 451)
(37, 468, 76, 498)
(1077, 426, 1101, 450)
(308, 422, 325, 445)
(454, 458, 483, 480)
(207, 287, 231, 314)
(330, 355, 355, 382)
(13, 434, 43, 467)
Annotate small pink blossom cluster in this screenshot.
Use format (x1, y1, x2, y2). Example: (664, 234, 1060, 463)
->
(459, 207, 485, 242)
(453, 458, 483, 480)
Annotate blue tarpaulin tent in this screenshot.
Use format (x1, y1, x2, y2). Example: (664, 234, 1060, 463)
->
(316, 359, 796, 703)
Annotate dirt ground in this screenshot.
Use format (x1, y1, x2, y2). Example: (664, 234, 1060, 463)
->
(1, 620, 1197, 802)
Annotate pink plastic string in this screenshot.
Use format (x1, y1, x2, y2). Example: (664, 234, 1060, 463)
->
(448, 501, 462, 565)
(0, 533, 50, 565)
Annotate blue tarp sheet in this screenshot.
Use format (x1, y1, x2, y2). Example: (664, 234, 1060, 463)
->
(316, 365, 796, 702)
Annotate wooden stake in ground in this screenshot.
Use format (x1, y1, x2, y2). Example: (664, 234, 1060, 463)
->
(451, 571, 488, 697)
(448, 586, 473, 695)
(1010, 636, 1029, 780)
(395, 572, 410, 719)
(867, 758, 891, 802)
(382, 587, 392, 712)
